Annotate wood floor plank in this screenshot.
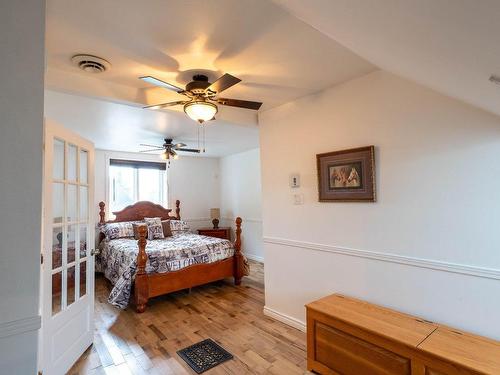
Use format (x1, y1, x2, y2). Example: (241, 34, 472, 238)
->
(68, 260, 306, 374)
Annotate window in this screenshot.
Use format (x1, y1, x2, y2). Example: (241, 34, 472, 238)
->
(109, 159, 167, 213)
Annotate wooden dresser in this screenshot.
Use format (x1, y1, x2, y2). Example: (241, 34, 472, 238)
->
(306, 294, 500, 375)
(197, 227, 231, 240)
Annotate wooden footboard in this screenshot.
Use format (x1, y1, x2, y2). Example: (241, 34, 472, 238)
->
(134, 217, 245, 313)
(133, 216, 244, 313)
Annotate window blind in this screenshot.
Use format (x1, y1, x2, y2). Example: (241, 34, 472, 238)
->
(110, 158, 166, 171)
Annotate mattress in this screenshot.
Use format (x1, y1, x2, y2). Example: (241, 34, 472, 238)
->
(97, 232, 234, 308)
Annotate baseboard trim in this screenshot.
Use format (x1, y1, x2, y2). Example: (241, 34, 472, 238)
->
(245, 253, 264, 263)
(263, 306, 306, 332)
(263, 237, 500, 281)
(0, 316, 41, 339)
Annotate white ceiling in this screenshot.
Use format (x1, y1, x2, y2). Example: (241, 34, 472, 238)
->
(45, 0, 376, 154)
(273, 0, 500, 117)
(44, 90, 259, 157)
(46, 0, 375, 110)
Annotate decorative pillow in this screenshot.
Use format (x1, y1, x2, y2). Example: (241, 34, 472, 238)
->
(169, 219, 190, 233)
(132, 223, 148, 240)
(103, 221, 134, 240)
(144, 217, 165, 240)
(161, 220, 173, 237)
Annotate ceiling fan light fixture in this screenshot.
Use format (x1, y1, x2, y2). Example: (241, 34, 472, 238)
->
(184, 100, 218, 123)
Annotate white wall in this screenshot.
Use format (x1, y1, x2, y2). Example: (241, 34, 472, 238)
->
(94, 150, 220, 231)
(0, 1, 45, 373)
(259, 70, 500, 338)
(220, 149, 263, 261)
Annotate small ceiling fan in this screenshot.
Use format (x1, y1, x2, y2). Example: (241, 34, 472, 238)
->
(140, 138, 200, 165)
(140, 73, 263, 123)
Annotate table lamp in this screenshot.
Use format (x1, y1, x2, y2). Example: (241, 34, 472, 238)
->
(210, 208, 220, 229)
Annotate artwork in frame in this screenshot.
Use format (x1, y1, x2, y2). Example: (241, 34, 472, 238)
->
(317, 146, 376, 202)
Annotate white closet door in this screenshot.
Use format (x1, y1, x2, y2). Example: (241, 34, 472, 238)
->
(40, 120, 95, 374)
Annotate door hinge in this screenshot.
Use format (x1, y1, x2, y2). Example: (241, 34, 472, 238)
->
(41, 253, 44, 264)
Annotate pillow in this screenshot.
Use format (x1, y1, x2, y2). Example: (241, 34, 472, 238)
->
(103, 221, 135, 240)
(132, 223, 148, 240)
(161, 220, 172, 237)
(144, 217, 165, 240)
(169, 219, 190, 233)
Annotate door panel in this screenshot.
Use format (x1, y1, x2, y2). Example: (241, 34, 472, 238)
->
(41, 120, 95, 374)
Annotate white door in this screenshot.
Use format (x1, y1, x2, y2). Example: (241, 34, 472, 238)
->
(40, 120, 95, 374)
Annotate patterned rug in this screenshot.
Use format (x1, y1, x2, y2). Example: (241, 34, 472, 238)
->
(177, 338, 234, 373)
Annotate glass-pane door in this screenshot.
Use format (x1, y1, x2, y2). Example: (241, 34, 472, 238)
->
(50, 141, 90, 315)
(42, 120, 94, 375)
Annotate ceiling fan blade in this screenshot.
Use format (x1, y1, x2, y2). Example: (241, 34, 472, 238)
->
(139, 148, 164, 153)
(143, 100, 188, 110)
(178, 148, 201, 153)
(173, 143, 187, 148)
(206, 73, 241, 94)
(216, 97, 263, 110)
(140, 76, 186, 94)
(140, 143, 163, 148)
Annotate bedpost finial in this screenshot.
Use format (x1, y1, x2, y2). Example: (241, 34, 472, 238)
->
(175, 199, 181, 219)
(99, 201, 106, 224)
(233, 217, 243, 286)
(234, 217, 242, 253)
(137, 225, 148, 241)
(135, 224, 148, 313)
(136, 225, 148, 273)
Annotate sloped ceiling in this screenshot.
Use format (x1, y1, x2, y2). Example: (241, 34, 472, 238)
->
(274, 0, 500, 117)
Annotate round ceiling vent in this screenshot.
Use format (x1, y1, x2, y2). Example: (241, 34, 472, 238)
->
(71, 54, 111, 73)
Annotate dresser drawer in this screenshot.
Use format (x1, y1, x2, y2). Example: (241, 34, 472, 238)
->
(314, 322, 411, 375)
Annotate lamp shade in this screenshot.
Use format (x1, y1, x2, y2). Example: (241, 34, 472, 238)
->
(184, 101, 217, 123)
(210, 208, 220, 220)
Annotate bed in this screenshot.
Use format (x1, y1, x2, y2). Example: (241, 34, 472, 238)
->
(97, 200, 246, 312)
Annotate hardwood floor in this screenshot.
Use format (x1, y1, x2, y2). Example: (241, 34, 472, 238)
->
(69, 260, 307, 374)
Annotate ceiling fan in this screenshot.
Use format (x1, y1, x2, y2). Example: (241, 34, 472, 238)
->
(140, 138, 200, 165)
(139, 73, 263, 123)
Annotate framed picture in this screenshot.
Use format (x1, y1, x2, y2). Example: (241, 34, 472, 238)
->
(317, 146, 376, 202)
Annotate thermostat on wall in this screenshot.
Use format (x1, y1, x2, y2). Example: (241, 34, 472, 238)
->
(290, 174, 300, 188)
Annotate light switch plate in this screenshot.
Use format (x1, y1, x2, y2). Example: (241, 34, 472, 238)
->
(290, 174, 300, 188)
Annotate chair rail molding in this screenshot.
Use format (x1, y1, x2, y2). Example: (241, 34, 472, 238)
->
(0, 315, 41, 339)
(263, 237, 500, 280)
(222, 217, 262, 223)
(184, 217, 211, 222)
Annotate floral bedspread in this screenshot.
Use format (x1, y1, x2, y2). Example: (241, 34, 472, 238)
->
(97, 233, 234, 308)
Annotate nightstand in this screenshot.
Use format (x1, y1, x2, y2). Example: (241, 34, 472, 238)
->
(197, 227, 231, 240)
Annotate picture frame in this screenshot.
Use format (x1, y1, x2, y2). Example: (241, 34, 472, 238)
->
(316, 145, 376, 202)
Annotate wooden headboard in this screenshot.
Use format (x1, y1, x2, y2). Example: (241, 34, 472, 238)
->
(98, 200, 181, 224)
